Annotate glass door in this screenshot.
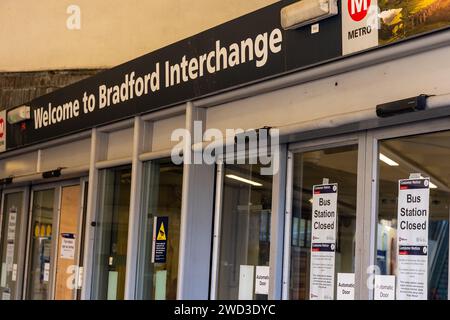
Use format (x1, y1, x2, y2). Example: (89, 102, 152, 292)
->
(54, 180, 88, 300)
(211, 161, 274, 300)
(91, 165, 132, 300)
(285, 136, 363, 300)
(374, 128, 450, 300)
(136, 158, 183, 300)
(24, 179, 87, 300)
(0, 188, 29, 300)
(25, 187, 57, 300)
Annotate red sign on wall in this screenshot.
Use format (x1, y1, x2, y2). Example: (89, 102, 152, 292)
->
(348, 0, 371, 22)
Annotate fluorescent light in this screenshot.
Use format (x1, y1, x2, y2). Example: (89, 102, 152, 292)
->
(226, 174, 262, 187)
(379, 153, 399, 167)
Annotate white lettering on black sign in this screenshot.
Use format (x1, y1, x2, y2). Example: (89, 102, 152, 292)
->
(33, 29, 283, 130)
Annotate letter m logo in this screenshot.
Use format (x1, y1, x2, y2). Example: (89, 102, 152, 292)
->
(348, 0, 370, 21)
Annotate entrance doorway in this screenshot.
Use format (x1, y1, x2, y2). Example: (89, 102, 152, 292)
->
(0, 188, 29, 300)
(24, 178, 88, 300)
(90, 165, 131, 300)
(211, 161, 274, 300)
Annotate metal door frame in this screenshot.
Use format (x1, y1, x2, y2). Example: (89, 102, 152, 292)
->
(364, 116, 450, 300)
(23, 177, 87, 300)
(282, 132, 367, 300)
(0, 186, 30, 300)
(209, 146, 288, 300)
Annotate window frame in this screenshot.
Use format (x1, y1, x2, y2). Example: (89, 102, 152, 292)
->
(283, 132, 367, 300)
(367, 116, 450, 300)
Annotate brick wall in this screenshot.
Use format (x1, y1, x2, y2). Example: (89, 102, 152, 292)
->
(0, 69, 103, 111)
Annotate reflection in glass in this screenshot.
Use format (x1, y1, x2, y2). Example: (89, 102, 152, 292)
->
(91, 166, 131, 300)
(136, 159, 183, 300)
(217, 163, 273, 300)
(26, 189, 55, 300)
(377, 132, 450, 300)
(290, 145, 358, 300)
(0, 192, 23, 300)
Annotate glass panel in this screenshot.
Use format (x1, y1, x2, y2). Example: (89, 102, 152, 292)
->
(26, 189, 55, 300)
(377, 131, 450, 300)
(289, 145, 358, 300)
(217, 163, 273, 300)
(76, 181, 89, 300)
(0, 192, 24, 300)
(54, 185, 81, 300)
(91, 166, 131, 300)
(136, 158, 183, 300)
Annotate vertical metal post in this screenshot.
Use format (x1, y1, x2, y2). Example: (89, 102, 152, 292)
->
(209, 160, 224, 300)
(80, 128, 106, 300)
(359, 131, 378, 300)
(177, 102, 215, 300)
(354, 132, 367, 300)
(124, 116, 145, 299)
(282, 151, 294, 300)
(269, 144, 287, 300)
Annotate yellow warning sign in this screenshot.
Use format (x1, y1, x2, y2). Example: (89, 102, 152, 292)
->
(46, 224, 52, 237)
(40, 224, 46, 237)
(34, 224, 40, 238)
(157, 222, 166, 241)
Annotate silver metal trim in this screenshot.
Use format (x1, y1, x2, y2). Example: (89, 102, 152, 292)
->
(124, 117, 144, 299)
(209, 160, 224, 300)
(269, 144, 287, 300)
(282, 151, 294, 300)
(97, 118, 134, 133)
(140, 104, 186, 121)
(95, 157, 132, 170)
(355, 132, 367, 300)
(139, 149, 174, 162)
(80, 128, 105, 300)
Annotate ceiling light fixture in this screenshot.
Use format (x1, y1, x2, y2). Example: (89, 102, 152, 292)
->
(226, 174, 263, 187)
(379, 153, 399, 167)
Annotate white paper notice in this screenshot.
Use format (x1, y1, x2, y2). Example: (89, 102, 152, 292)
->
(0, 263, 6, 287)
(6, 243, 14, 272)
(77, 266, 84, 289)
(310, 183, 338, 300)
(397, 178, 429, 300)
(2, 292, 11, 300)
(60, 234, 76, 260)
(255, 266, 270, 295)
(12, 264, 17, 282)
(238, 265, 254, 300)
(374, 275, 396, 300)
(7, 208, 17, 241)
(337, 273, 355, 300)
(43, 263, 50, 282)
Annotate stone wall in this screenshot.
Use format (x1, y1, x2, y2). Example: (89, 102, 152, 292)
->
(0, 69, 103, 111)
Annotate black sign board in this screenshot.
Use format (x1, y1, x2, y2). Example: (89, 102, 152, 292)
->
(6, 1, 342, 150)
